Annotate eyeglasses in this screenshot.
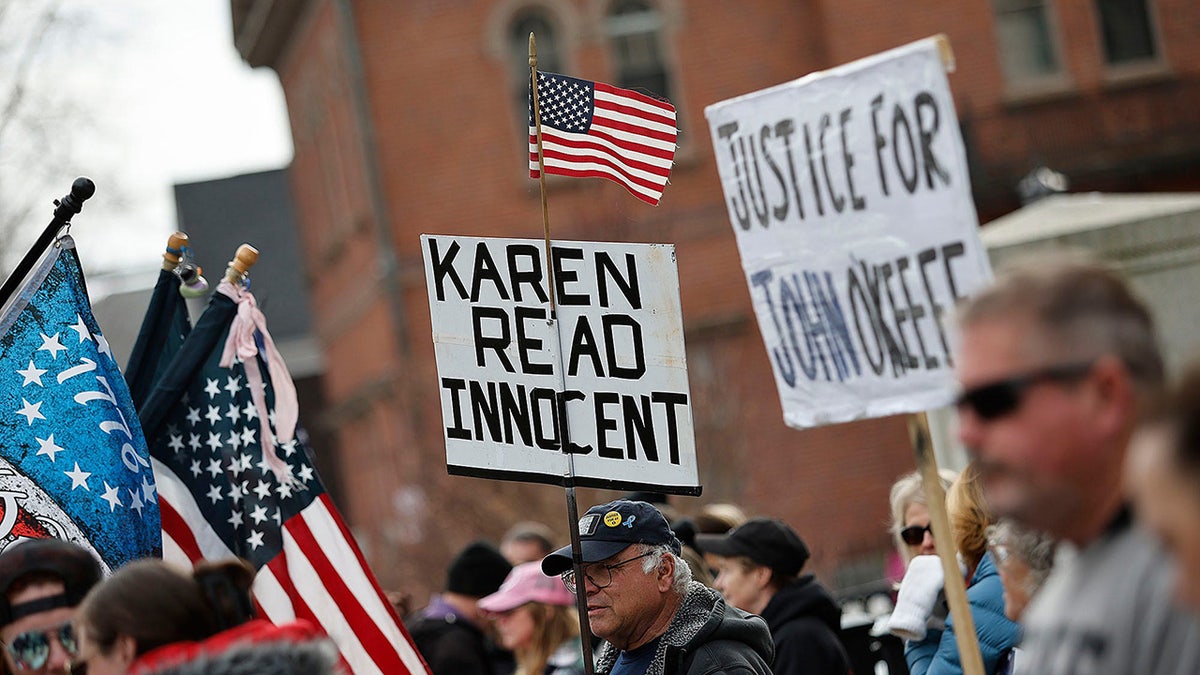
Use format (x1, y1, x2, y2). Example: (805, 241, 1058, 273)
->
(955, 361, 1095, 421)
(3, 622, 77, 671)
(900, 524, 933, 546)
(561, 551, 655, 594)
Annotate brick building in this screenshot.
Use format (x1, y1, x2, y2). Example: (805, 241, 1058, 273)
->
(231, 0, 1200, 600)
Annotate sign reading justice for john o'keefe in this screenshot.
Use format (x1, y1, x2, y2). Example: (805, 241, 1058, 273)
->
(421, 234, 700, 495)
(704, 37, 993, 429)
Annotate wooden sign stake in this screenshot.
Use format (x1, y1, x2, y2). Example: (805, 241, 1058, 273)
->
(909, 411, 984, 675)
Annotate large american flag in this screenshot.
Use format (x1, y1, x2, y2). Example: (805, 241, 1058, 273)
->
(0, 236, 161, 569)
(529, 71, 678, 206)
(141, 282, 428, 675)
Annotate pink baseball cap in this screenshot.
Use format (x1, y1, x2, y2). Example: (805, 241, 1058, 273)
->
(478, 562, 575, 613)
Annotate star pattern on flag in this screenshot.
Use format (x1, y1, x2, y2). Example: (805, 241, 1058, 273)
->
(17, 361, 46, 387)
(69, 315, 91, 343)
(100, 481, 122, 511)
(37, 333, 66, 359)
(64, 462, 91, 490)
(534, 71, 593, 133)
(15, 399, 44, 425)
(145, 283, 429, 673)
(528, 70, 677, 206)
(150, 352, 318, 570)
(0, 246, 161, 566)
(35, 435, 64, 462)
(96, 334, 112, 358)
(0, 239, 159, 568)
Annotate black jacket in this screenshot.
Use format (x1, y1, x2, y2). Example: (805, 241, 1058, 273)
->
(408, 612, 495, 675)
(595, 581, 774, 675)
(760, 576, 851, 675)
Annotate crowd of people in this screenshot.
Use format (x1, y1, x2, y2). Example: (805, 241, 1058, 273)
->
(0, 538, 337, 675)
(398, 253, 1200, 675)
(877, 254, 1200, 674)
(3, 254, 1200, 675)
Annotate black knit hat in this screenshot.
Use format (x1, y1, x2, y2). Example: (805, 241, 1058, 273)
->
(0, 538, 102, 628)
(447, 541, 512, 598)
(694, 518, 810, 576)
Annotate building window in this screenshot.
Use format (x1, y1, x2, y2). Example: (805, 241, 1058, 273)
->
(993, 0, 1062, 86)
(511, 9, 563, 130)
(606, 0, 672, 101)
(1096, 0, 1158, 65)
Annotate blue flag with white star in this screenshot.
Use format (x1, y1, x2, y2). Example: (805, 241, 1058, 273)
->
(0, 236, 161, 569)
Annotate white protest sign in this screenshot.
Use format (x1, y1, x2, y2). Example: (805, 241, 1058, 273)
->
(704, 37, 992, 428)
(421, 234, 700, 495)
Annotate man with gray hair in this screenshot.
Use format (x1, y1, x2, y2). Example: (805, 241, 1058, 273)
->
(954, 256, 1200, 673)
(542, 499, 772, 674)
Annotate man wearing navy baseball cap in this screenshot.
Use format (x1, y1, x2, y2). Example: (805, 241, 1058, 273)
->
(542, 499, 772, 675)
(697, 518, 850, 675)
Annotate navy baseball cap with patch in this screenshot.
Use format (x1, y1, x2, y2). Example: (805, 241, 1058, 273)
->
(541, 499, 682, 576)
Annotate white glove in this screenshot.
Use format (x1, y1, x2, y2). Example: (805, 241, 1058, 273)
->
(886, 555, 945, 641)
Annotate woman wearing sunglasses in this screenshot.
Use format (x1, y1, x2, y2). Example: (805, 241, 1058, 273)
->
(882, 470, 953, 641)
(903, 463, 1020, 675)
(889, 469, 957, 566)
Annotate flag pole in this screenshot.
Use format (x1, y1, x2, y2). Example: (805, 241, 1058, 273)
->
(138, 243, 259, 442)
(126, 231, 195, 410)
(904, 40, 981, 675)
(531, 32, 595, 675)
(0, 176, 95, 310)
(225, 244, 259, 286)
(909, 412, 984, 675)
(529, 33, 557, 321)
(162, 232, 189, 271)
(561, 471, 596, 675)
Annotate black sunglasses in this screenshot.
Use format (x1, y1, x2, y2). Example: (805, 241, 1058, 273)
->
(900, 524, 933, 546)
(3, 622, 77, 671)
(955, 361, 1095, 421)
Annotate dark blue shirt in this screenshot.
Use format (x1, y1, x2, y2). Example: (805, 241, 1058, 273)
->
(609, 637, 661, 675)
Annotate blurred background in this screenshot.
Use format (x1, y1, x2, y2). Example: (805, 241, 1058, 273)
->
(0, 0, 290, 277)
(5, 0, 1200, 622)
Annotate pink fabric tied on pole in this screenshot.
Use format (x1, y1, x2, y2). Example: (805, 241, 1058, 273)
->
(217, 279, 298, 483)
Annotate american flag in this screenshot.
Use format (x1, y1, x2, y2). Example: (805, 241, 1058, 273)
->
(140, 282, 428, 675)
(0, 236, 161, 569)
(529, 70, 678, 206)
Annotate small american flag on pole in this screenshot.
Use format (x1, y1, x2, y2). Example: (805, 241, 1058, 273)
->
(140, 282, 428, 675)
(529, 71, 678, 206)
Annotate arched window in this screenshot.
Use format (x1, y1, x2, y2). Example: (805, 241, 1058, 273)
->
(510, 9, 563, 129)
(606, 0, 672, 101)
